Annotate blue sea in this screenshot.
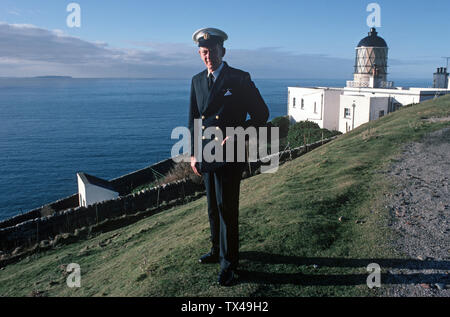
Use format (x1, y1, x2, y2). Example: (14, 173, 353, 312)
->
(0, 77, 430, 221)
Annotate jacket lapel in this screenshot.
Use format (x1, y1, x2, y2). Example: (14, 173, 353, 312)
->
(203, 62, 229, 114)
(198, 70, 209, 114)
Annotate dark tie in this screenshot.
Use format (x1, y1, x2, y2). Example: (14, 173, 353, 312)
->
(208, 74, 214, 91)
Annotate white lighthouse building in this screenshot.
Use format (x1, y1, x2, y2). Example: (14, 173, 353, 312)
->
(288, 28, 450, 134)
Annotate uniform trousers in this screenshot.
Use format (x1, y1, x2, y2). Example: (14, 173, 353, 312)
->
(202, 162, 244, 271)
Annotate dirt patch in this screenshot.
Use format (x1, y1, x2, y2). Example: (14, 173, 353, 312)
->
(384, 127, 450, 296)
(424, 116, 450, 123)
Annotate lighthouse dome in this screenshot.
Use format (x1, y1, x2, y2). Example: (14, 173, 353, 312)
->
(357, 28, 387, 47)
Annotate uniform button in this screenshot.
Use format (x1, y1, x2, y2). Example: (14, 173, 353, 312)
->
(202, 136, 206, 140)
(216, 115, 219, 119)
(201, 115, 205, 120)
(214, 137, 219, 141)
(202, 126, 205, 130)
(216, 126, 220, 130)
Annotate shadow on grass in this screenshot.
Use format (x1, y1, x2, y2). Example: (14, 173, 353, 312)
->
(237, 251, 450, 286)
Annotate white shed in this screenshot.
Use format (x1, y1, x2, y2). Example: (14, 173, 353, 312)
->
(287, 87, 343, 131)
(77, 172, 119, 207)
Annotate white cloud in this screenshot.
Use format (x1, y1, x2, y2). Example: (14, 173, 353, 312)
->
(0, 22, 203, 77)
(0, 22, 389, 79)
(7, 9, 21, 16)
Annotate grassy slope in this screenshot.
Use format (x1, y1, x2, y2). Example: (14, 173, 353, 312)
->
(1, 95, 449, 297)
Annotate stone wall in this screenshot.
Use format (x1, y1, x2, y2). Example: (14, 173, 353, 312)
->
(0, 178, 204, 253)
(0, 194, 79, 230)
(0, 156, 180, 230)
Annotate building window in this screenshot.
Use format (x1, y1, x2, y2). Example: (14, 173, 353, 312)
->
(344, 108, 351, 118)
(379, 110, 385, 118)
(314, 102, 317, 113)
(301, 99, 304, 110)
(293, 97, 296, 108)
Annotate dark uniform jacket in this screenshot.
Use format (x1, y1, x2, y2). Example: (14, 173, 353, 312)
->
(189, 62, 269, 172)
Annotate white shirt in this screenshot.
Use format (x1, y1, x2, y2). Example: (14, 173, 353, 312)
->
(207, 62, 224, 82)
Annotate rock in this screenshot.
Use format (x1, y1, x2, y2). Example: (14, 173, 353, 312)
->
(51, 235, 61, 246)
(29, 290, 45, 297)
(12, 246, 23, 256)
(39, 240, 50, 248)
(338, 216, 344, 222)
(98, 238, 111, 248)
(79, 246, 89, 255)
(417, 255, 430, 261)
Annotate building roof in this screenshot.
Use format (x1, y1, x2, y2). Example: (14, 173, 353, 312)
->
(357, 28, 387, 48)
(77, 172, 117, 192)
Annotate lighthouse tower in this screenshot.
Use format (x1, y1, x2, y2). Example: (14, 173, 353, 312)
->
(347, 28, 394, 89)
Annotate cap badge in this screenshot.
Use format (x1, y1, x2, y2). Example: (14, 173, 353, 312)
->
(203, 32, 210, 40)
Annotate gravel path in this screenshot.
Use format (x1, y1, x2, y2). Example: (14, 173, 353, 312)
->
(383, 126, 450, 297)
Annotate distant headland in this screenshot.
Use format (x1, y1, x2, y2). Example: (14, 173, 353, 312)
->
(33, 76, 73, 79)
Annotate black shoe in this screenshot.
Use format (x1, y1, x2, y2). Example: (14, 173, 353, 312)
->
(218, 268, 235, 286)
(198, 252, 219, 264)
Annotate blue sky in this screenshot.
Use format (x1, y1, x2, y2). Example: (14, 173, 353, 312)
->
(0, 0, 449, 79)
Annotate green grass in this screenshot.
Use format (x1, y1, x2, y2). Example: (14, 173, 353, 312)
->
(1, 95, 449, 297)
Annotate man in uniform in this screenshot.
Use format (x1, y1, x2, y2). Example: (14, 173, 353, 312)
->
(188, 27, 269, 286)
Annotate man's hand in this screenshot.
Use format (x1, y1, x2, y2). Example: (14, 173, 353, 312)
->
(221, 136, 230, 146)
(190, 156, 201, 176)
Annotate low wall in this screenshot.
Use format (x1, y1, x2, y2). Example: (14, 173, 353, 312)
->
(0, 194, 79, 230)
(246, 136, 337, 174)
(0, 178, 204, 253)
(0, 156, 180, 229)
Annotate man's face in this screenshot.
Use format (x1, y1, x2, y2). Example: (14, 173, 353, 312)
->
(199, 44, 225, 72)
